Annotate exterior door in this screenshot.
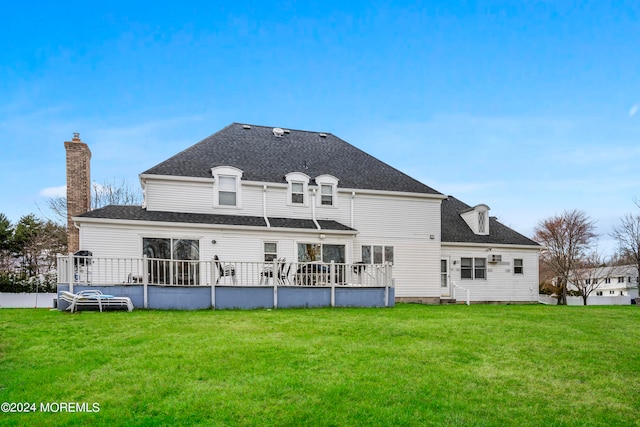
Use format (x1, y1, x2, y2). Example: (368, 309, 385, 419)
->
(441, 258, 450, 296)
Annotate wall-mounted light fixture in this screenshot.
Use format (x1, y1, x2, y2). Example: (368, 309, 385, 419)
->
(211, 240, 217, 245)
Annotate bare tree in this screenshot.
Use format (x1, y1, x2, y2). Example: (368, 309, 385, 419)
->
(568, 252, 621, 305)
(533, 210, 598, 305)
(91, 178, 143, 210)
(45, 178, 143, 224)
(610, 201, 640, 294)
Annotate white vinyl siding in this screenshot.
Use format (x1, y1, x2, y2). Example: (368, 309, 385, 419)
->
(442, 244, 539, 302)
(144, 180, 214, 213)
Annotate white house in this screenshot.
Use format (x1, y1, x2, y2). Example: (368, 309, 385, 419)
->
(69, 123, 540, 304)
(567, 265, 639, 298)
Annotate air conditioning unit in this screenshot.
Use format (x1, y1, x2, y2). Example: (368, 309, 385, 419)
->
(488, 254, 502, 263)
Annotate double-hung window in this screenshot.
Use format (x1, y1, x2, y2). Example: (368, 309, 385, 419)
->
(264, 242, 278, 262)
(291, 182, 304, 204)
(315, 174, 338, 208)
(461, 257, 486, 280)
(320, 184, 333, 206)
(514, 258, 523, 275)
(218, 176, 237, 206)
(285, 172, 310, 206)
(212, 166, 243, 208)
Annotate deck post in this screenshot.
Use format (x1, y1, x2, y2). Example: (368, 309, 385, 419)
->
(67, 252, 75, 294)
(143, 255, 148, 309)
(273, 285, 278, 309)
(211, 258, 216, 310)
(330, 261, 335, 307)
(272, 259, 278, 309)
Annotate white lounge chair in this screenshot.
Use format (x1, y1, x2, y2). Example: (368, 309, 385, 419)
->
(59, 290, 134, 313)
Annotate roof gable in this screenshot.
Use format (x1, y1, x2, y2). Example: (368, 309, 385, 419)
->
(442, 197, 540, 247)
(142, 123, 441, 195)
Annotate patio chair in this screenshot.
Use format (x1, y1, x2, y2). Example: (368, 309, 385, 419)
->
(60, 290, 134, 313)
(279, 261, 292, 285)
(214, 255, 237, 284)
(260, 258, 288, 285)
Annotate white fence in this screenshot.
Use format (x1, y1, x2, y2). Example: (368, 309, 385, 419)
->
(0, 292, 58, 308)
(57, 254, 393, 289)
(538, 294, 636, 306)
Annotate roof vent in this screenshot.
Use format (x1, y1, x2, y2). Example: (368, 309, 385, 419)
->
(319, 133, 327, 138)
(283, 129, 290, 134)
(242, 125, 251, 129)
(273, 127, 285, 137)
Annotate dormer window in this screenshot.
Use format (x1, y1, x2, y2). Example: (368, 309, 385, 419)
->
(320, 184, 333, 206)
(219, 176, 237, 206)
(291, 182, 305, 204)
(315, 174, 339, 208)
(460, 204, 490, 235)
(286, 172, 310, 207)
(478, 211, 486, 234)
(212, 166, 243, 208)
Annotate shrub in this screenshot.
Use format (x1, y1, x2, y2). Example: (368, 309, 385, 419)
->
(0, 272, 57, 293)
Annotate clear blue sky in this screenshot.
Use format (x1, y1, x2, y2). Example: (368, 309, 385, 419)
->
(1, 1, 639, 254)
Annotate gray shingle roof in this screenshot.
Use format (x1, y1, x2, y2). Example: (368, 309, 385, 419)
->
(442, 197, 540, 246)
(142, 123, 441, 195)
(77, 205, 356, 232)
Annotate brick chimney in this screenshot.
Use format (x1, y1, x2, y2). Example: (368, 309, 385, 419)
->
(65, 133, 91, 253)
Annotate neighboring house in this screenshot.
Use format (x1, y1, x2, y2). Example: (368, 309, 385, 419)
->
(69, 123, 540, 303)
(567, 265, 639, 298)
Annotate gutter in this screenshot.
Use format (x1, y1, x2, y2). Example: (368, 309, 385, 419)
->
(72, 215, 358, 236)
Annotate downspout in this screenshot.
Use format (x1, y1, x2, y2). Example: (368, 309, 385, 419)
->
(311, 189, 321, 230)
(263, 185, 271, 227)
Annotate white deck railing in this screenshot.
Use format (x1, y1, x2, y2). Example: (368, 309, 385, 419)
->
(56, 255, 393, 289)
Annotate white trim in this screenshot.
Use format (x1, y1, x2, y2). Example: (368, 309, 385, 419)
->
(441, 256, 451, 296)
(315, 174, 339, 208)
(140, 174, 213, 184)
(285, 172, 311, 207)
(441, 242, 541, 251)
(73, 216, 358, 236)
(139, 174, 446, 200)
(262, 240, 279, 261)
(460, 204, 490, 235)
(211, 166, 243, 209)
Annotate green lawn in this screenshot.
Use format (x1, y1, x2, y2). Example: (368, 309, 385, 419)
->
(0, 304, 638, 426)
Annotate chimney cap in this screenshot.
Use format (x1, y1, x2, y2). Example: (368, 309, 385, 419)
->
(72, 132, 81, 141)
